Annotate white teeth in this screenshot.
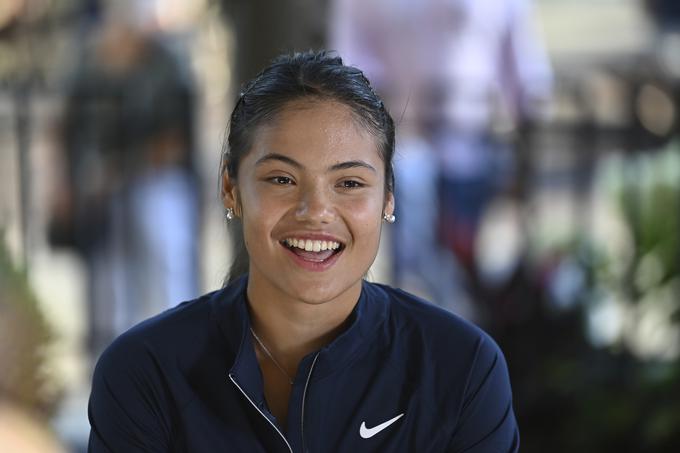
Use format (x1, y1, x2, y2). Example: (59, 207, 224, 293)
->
(283, 238, 342, 252)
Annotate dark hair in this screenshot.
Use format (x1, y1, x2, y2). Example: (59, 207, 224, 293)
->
(221, 50, 395, 284)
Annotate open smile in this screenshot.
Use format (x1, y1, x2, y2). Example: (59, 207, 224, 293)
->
(279, 237, 346, 270)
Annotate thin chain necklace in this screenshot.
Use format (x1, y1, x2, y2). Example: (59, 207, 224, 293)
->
(250, 327, 294, 385)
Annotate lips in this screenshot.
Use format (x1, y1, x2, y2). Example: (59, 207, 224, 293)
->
(279, 235, 346, 270)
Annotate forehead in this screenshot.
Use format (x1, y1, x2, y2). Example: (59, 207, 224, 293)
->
(247, 100, 382, 168)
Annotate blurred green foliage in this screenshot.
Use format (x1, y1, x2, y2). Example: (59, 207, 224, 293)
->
(0, 235, 60, 417)
(499, 144, 680, 452)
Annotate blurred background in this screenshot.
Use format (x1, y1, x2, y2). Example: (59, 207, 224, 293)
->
(1, 0, 679, 451)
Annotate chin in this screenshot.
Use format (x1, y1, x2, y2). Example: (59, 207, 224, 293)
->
(282, 277, 359, 306)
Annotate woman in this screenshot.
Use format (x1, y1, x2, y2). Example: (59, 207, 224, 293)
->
(88, 51, 519, 452)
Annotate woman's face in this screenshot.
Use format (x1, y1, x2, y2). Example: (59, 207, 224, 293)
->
(223, 100, 394, 306)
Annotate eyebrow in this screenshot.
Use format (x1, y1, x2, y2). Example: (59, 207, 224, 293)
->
(255, 153, 302, 169)
(255, 152, 376, 173)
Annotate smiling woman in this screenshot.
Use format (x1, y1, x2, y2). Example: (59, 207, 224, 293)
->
(228, 100, 389, 298)
(87, 51, 519, 453)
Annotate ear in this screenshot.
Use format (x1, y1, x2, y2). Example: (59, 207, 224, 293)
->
(221, 170, 239, 214)
(384, 191, 395, 217)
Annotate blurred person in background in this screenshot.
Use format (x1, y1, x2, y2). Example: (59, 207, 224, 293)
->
(643, 0, 680, 74)
(644, 0, 680, 35)
(49, 0, 200, 359)
(331, 0, 552, 318)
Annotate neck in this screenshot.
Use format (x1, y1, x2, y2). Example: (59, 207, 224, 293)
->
(246, 274, 362, 375)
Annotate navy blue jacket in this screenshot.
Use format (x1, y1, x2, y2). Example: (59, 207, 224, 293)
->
(88, 276, 519, 452)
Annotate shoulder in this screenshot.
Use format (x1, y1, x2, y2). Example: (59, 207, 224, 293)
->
(94, 276, 248, 380)
(368, 282, 501, 356)
(358, 283, 518, 449)
(90, 286, 243, 420)
(88, 292, 225, 452)
(365, 282, 508, 393)
(93, 285, 237, 381)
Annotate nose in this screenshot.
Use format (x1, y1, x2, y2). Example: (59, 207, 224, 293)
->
(294, 185, 336, 224)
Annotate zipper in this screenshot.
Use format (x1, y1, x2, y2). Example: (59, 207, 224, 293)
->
(229, 373, 294, 453)
(301, 352, 320, 453)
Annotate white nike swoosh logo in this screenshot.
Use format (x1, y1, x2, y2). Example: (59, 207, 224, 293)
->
(359, 413, 405, 439)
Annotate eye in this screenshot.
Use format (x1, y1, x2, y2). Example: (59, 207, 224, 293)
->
(338, 179, 365, 189)
(269, 176, 294, 185)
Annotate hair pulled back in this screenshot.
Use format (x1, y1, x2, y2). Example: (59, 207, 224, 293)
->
(221, 50, 395, 283)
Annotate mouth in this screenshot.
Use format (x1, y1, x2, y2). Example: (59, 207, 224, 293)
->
(279, 237, 346, 264)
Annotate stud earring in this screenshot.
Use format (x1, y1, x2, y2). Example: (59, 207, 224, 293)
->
(225, 208, 235, 221)
(383, 213, 396, 223)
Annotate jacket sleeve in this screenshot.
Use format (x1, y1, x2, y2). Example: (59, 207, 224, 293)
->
(88, 335, 173, 452)
(447, 335, 520, 453)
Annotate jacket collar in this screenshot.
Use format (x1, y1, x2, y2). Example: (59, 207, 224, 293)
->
(212, 275, 389, 388)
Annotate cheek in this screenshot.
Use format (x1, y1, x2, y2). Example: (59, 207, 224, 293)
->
(238, 183, 279, 248)
(239, 179, 283, 219)
(340, 196, 383, 233)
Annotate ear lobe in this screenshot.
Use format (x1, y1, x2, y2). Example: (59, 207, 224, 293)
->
(384, 191, 395, 217)
(221, 171, 238, 211)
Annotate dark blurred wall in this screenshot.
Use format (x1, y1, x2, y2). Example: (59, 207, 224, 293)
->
(221, 0, 328, 89)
